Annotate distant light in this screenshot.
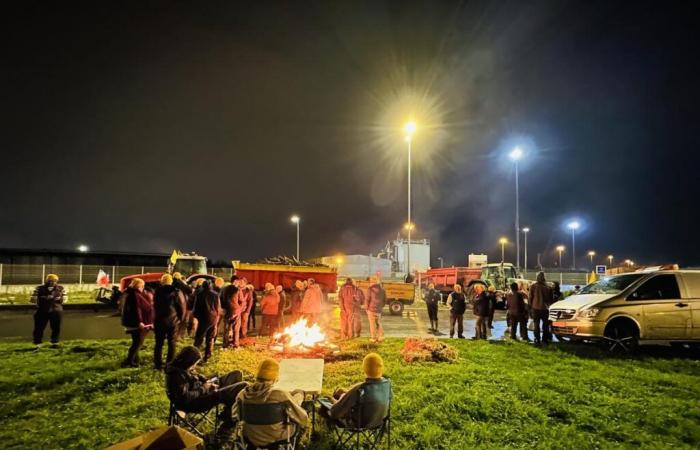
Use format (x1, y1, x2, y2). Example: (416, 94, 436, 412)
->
(335, 256, 344, 265)
(556, 245, 566, 252)
(588, 251, 596, 256)
(290, 215, 300, 224)
(567, 221, 580, 230)
(403, 121, 416, 136)
(77, 245, 89, 253)
(404, 222, 415, 231)
(522, 227, 530, 233)
(499, 237, 508, 245)
(509, 146, 523, 161)
(607, 255, 614, 260)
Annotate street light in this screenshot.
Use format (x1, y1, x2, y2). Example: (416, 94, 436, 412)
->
(509, 147, 523, 270)
(290, 215, 300, 260)
(522, 227, 530, 274)
(608, 255, 614, 267)
(567, 221, 580, 269)
(77, 244, 89, 253)
(556, 245, 566, 284)
(404, 121, 416, 280)
(588, 250, 596, 268)
(499, 237, 508, 263)
(437, 256, 444, 268)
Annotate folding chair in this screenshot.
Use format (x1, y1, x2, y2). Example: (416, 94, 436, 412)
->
(235, 401, 301, 450)
(168, 400, 220, 439)
(330, 379, 392, 450)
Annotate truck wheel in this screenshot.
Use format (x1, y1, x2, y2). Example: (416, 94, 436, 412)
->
(389, 301, 404, 315)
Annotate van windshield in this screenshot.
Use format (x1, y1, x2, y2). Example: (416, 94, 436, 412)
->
(579, 274, 644, 295)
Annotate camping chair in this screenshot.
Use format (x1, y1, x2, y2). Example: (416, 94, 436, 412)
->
(329, 379, 392, 450)
(235, 401, 301, 450)
(168, 400, 220, 439)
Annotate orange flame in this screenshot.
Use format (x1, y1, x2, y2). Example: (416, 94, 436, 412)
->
(273, 318, 326, 347)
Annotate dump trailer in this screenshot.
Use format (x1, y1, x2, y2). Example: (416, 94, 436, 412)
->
(356, 280, 416, 315)
(233, 263, 338, 293)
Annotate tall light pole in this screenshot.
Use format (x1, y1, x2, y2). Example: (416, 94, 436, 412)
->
(499, 237, 508, 263)
(608, 254, 613, 268)
(522, 227, 530, 274)
(404, 121, 416, 280)
(509, 147, 523, 269)
(588, 250, 596, 269)
(567, 221, 580, 269)
(556, 245, 565, 284)
(290, 215, 300, 261)
(437, 256, 444, 268)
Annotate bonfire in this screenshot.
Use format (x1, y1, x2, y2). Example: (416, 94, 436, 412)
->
(270, 318, 339, 355)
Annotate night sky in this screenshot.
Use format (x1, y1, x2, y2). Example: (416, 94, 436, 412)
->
(3, 1, 699, 268)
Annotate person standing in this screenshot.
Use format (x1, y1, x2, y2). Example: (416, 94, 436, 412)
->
(472, 284, 489, 340)
(121, 278, 154, 367)
(352, 282, 364, 338)
(247, 285, 258, 332)
(259, 283, 280, 336)
(153, 273, 186, 369)
(364, 277, 386, 343)
(290, 280, 305, 322)
(486, 286, 498, 329)
(338, 278, 360, 339)
(506, 282, 529, 341)
(300, 278, 323, 324)
(276, 285, 287, 328)
(172, 272, 193, 338)
(220, 276, 239, 348)
(32, 274, 65, 347)
(240, 282, 255, 339)
(193, 280, 221, 361)
(447, 284, 466, 339)
(424, 283, 442, 332)
(529, 272, 554, 344)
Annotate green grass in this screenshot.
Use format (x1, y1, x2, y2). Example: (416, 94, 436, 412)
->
(0, 290, 98, 305)
(0, 338, 698, 449)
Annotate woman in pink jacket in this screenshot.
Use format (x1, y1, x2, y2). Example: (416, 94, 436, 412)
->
(300, 278, 323, 324)
(259, 283, 280, 336)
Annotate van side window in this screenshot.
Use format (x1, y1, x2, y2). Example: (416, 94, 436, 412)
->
(629, 275, 680, 300)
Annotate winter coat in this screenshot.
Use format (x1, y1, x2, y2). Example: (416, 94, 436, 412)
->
(121, 287, 154, 329)
(165, 347, 211, 410)
(506, 291, 527, 316)
(290, 287, 304, 314)
(448, 291, 467, 315)
(233, 288, 251, 317)
(220, 284, 239, 318)
(339, 283, 361, 314)
(260, 291, 280, 315)
(33, 283, 65, 313)
(301, 284, 323, 314)
(153, 284, 185, 329)
(529, 274, 553, 311)
(234, 382, 308, 448)
(424, 289, 441, 308)
(329, 378, 391, 428)
(193, 287, 220, 325)
(473, 292, 490, 317)
(365, 284, 386, 314)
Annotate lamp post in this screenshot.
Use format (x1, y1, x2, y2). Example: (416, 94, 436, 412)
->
(588, 250, 596, 269)
(522, 227, 530, 274)
(437, 256, 444, 268)
(608, 254, 613, 268)
(509, 147, 523, 269)
(499, 237, 508, 263)
(290, 215, 300, 260)
(567, 221, 580, 269)
(556, 245, 565, 284)
(404, 121, 416, 280)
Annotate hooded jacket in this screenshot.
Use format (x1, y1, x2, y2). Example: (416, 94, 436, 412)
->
(300, 284, 323, 314)
(165, 347, 210, 410)
(260, 291, 280, 315)
(529, 273, 553, 311)
(234, 381, 308, 447)
(153, 284, 185, 328)
(364, 284, 386, 314)
(33, 283, 65, 313)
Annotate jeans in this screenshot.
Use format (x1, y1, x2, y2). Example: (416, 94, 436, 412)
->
(532, 309, 551, 343)
(449, 313, 463, 338)
(33, 310, 62, 344)
(194, 322, 217, 359)
(509, 312, 529, 340)
(126, 329, 148, 366)
(366, 311, 384, 341)
(154, 325, 177, 368)
(475, 315, 488, 339)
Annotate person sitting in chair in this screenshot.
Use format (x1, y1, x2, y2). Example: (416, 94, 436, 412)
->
(165, 346, 248, 431)
(319, 353, 392, 429)
(234, 358, 308, 447)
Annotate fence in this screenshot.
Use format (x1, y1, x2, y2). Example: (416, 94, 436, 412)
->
(0, 263, 234, 286)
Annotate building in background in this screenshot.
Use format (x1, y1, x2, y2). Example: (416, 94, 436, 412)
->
(379, 238, 430, 277)
(318, 255, 392, 280)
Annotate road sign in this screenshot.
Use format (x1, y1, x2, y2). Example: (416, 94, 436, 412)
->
(596, 265, 607, 275)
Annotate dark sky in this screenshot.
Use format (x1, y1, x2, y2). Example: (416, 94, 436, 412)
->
(2, 1, 699, 268)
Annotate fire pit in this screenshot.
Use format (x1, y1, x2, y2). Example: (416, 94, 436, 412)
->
(270, 318, 340, 357)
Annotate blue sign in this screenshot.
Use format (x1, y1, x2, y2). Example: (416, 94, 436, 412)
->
(596, 265, 607, 274)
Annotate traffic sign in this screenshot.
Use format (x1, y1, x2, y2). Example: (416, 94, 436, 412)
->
(596, 265, 607, 275)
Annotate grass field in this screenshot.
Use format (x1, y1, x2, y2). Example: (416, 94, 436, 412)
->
(1, 338, 698, 450)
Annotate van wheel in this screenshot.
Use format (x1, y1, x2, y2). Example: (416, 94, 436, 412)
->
(389, 301, 404, 315)
(604, 321, 639, 354)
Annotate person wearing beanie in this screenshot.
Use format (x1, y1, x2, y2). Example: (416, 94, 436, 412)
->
(192, 280, 221, 361)
(153, 273, 186, 369)
(234, 358, 308, 447)
(319, 352, 392, 428)
(259, 283, 280, 336)
(338, 278, 363, 339)
(165, 346, 248, 431)
(32, 274, 66, 347)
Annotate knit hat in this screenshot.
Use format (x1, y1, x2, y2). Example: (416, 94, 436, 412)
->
(256, 358, 280, 382)
(363, 353, 384, 379)
(161, 274, 173, 285)
(46, 274, 59, 282)
(173, 272, 183, 280)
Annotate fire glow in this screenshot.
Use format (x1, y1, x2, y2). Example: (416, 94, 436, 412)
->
(271, 318, 339, 355)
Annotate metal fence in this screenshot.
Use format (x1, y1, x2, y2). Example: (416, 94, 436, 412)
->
(0, 264, 234, 286)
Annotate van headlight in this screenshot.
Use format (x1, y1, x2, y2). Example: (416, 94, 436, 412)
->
(576, 307, 600, 319)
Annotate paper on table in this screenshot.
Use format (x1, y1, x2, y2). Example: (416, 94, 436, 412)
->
(275, 358, 324, 394)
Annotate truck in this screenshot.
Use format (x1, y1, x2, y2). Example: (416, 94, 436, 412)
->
(117, 253, 210, 292)
(421, 263, 531, 304)
(356, 280, 416, 315)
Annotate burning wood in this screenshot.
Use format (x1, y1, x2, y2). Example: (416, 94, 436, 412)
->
(270, 318, 339, 355)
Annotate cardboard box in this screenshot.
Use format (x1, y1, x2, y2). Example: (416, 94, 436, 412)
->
(103, 426, 204, 450)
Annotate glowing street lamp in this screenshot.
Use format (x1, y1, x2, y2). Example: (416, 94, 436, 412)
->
(608, 255, 614, 267)
(499, 237, 508, 263)
(509, 147, 523, 270)
(567, 221, 580, 269)
(290, 215, 300, 260)
(437, 256, 444, 268)
(522, 227, 530, 273)
(403, 121, 416, 280)
(556, 245, 565, 284)
(77, 244, 89, 253)
(588, 250, 596, 268)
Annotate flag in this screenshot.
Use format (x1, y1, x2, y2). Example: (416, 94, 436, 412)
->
(170, 250, 179, 265)
(588, 271, 598, 284)
(96, 270, 110, 287)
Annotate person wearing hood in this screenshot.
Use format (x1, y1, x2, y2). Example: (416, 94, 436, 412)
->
(121, 278, 154, 367)
(166, 346, 247, 431)
(259, 283, 280, 336)
(193, 280, 221, 361)
(290, 280, 305, 322)
(424, 283, 442, 332)
(447, 284, 467, 339)
(319, 353, 391, 428)
(153, 273, 186, 370)
(300, 278, 323, 323)
(234, 359, 308, 447)
(338, 278, 362, 339)
(32, 273, 66, 347)
(220, 276, 240, 348)
(529, 272, 554, 344)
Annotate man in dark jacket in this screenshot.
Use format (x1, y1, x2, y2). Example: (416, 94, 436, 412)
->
(172, 272, 194, 337)
(193, 280, 221, 361)
(153, 273, 186, 370)
(364, 278, 386, 342)
(121, 278, 154, 367)
(166, 346, 248, 430)
(338, 278, 361, 339)
(32, 274, 65, 346)
(529, 272, 554, 344)
(447, 284, 466, 339)
(506, 282, 529, 341)
(219, 276, 239, 348)
(424, 283, 442, 332)
(473, 284, 489, 340)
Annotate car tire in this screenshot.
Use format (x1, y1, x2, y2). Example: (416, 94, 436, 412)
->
(604, 320, 639, 354)
(554, 334, 572, 343)
(389, 301, 404, 315)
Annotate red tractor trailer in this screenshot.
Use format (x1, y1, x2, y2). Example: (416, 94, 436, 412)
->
(233, 263, 338, 293)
